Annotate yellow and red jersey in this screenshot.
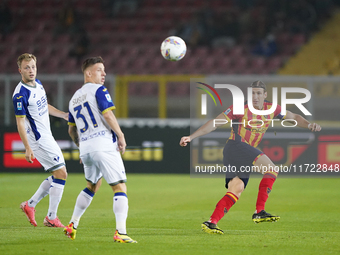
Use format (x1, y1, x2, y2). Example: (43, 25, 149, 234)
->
(223, 100, 286, 148)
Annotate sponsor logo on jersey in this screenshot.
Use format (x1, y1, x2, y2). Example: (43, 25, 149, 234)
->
(105, 94, 112, 102)
(103, 88, 107, 92)
(54, 156, 60, 162)
(16, 96, 23, 99)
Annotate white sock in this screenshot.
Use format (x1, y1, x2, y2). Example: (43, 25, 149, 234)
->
(113, 192, 128, 234)
(28, 176, 53, 207)
(70, 188, 94, 229)
(48, 178, 66, 220)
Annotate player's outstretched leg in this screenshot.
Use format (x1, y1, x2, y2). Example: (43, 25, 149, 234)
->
(201, 178, 243, 235)
(63, 187, 95, 239)
(20, 176, 54, 227)
(20, 201, 37, 227)
(252, 210, 280, 223)
(253, 154, 279, 223)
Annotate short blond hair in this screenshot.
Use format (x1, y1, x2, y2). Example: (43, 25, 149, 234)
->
(17, 53, 37, 68)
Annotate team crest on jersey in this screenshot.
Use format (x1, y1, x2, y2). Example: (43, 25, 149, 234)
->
(105, 94, 112, 102)
(224, 108, 231, 115)
(17, 102, 22, 110)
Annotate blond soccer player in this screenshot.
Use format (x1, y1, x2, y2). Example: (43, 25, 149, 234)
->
(13, 53, 69, 228)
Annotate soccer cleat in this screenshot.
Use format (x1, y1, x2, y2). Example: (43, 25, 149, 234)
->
(20, 201, 37, 227)
(252, 210, 280, 223)
(113, 230, 137, 243)
(64, 223, 77, 240)
(201, 221, 224, 235)
(43, 216, 65, 228)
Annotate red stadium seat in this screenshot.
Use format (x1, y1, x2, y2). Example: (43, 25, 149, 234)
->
(147, 57, 164, 74)
(130, 58, 149, 74)
(55, 34, 70, 44)
(193, 47, 210, 58)
(250, 57, 266, 73)
(276, 32, 291, 45)
(230, 45, 245, 58)
(266, 56, 283, 73)
(292, 33, 307, 46)
(233, 56, 249, 72)
(61, 58, 78, 73)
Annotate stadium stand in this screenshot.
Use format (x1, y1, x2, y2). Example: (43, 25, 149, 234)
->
(280, 9, 340, 75)
(0, 0, 335, 78)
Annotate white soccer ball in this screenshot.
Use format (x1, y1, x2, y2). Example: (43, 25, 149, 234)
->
(160, 36, 187, 61)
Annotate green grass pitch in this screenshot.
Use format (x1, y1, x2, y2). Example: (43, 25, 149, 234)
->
(0, 173, 339, 255)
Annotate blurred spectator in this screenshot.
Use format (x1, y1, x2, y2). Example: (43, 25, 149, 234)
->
(287, 0, 317, 35)
(54, 3, 80, 35)
(212, 13, 240, 48)
(234, 0, 256, 10)
(178, 15, 205, 48)
(69, 29, 90, 63)
(251, 34, 278, 57)
(111, 0, 139, 17)
(198, 2, 217, 46)
(313, 0, 333, 21)
(0, 2, 13, 40)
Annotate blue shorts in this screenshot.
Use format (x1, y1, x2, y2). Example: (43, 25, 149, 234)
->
(223, 139, 264, 189)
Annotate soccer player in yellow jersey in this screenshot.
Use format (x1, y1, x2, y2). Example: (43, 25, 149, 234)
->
(180, 81, 321, 234)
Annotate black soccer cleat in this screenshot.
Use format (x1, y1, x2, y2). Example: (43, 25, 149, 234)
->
(252, 210, 280, 223)
(201, 221, 224, 234)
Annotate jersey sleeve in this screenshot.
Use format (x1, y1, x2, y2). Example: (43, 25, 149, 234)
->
(274, 104, 286, 120)
(68, 111, 76, 126)
(35, 78, 42, 85)
(95, 86, 115, 114)
(13, 93, 28, 117)
(222, 105, 240, 122)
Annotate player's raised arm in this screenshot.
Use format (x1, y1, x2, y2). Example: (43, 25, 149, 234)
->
(102, 110, 126, 154)
(180, 112, 227, 147)
(285, 110, 321, 132)
(48, 104, 68, 121)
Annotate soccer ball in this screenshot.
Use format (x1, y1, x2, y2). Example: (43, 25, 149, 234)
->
(160, 36, 187, 61)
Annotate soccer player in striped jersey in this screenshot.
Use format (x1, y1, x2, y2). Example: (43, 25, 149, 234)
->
(13, 53, 69, 228)
(64, 57, 137, 243)
(180, 81, 321, 234)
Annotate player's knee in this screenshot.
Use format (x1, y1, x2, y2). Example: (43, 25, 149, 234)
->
(228, 178, 244, 197)
(112, 182, 127, 193)
(52, 167, 67, 180)
(87, 180, 101, 193)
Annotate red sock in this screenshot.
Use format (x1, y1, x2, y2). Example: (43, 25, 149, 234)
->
(256, 172, 277, 212)
(210, 192, 239, 224)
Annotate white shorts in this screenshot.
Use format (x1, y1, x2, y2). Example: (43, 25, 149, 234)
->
(80, 150, 127, 186)
(29, 135, 65, 172)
